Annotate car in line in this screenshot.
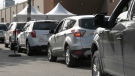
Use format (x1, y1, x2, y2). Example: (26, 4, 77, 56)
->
(16, 20, 58, 56)
(0, 23, 8, 43)
(91, 0, 135, 76)
(47, 15, 109, 67)
(4, 22, 26, 50)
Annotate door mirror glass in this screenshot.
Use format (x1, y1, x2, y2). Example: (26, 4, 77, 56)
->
(49, 30, 55, 34)
(94, 14, 105, 28)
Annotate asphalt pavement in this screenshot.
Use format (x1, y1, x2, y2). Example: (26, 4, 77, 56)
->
(0, 43, 91, 76)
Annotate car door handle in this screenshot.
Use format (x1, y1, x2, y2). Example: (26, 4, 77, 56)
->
(116, 33, 122, 40)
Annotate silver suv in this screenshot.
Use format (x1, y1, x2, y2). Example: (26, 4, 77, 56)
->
(47, 15, 103, 67)
(17, 20, 58, 56)
(4, 22, 26, 50)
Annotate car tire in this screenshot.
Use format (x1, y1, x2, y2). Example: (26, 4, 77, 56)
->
(26, 41, 33, 56)
(4, 42, 8, 48)
(9, 41, 15, 50)
(65, 46, 77, 67)
(92, 51, 107, 76)
(47, 45, 57, 62)
(17, 41, 22, 53)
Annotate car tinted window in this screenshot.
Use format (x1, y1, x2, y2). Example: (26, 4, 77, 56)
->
(16, 23, 26, 30)
(0, 24, 7, 31)
(62, 20, 70, 30)
(105, 17, 110, 21)
(33, 22, 58, 30)
(68, 20, 76, 29)
(79, 19, 98, 29)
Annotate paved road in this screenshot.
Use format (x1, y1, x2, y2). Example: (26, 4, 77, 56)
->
(0, 43, 91, 76)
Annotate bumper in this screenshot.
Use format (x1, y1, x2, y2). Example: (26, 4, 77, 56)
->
(70, 48, 91, 58)
(31, 45, 48, 50)
(0, 37, 4, 41)
(12, 43, 17, 47)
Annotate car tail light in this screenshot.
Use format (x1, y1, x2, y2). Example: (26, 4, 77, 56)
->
(13, 30, 20, 34)
(16, 30, 20, 34)
(13, 30, 16, 34)
(71, 30, 86, 37)
(31, 31, 36, 38)
(75, 50, 83, 55)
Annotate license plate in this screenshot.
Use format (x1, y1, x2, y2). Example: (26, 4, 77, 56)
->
(39, 38, 45, 42)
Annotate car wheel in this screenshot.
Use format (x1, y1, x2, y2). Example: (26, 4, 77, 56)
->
(47, 45, 57, 62)
(92, 51, 106, 76)
(26, 41, 33, 56)
(17, 41, 22, 53)
(4, 42, 8, 48)
(65, 46, 77, 67)
(9, 41, 15, 50)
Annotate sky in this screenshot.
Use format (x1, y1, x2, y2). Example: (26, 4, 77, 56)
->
(0, 0, 27, 9)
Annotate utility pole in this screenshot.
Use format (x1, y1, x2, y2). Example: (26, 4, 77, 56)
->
(27, 0, 31, 21)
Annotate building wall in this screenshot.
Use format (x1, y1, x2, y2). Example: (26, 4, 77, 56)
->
(1, 9, 5, 22)
(24, 2, 28, 7)
(0, 11, 1, 22)
(6, 7, 11, 22)
(34, 0, 44, 13)
(44, 0, 55, 13)
(11, 5, 17, 22)
(107, 0, 120, 15)
(17, 3, 24, 13)
(0, 0, 120, 23)
(43, 0, 104, 15)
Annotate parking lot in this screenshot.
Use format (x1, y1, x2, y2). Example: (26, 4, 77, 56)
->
(0, 43, 91, 76)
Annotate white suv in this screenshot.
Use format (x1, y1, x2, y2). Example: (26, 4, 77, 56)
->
(4, 22, 26, 50)
(47, 15, 109, 67)
(17, 20, 58, 56)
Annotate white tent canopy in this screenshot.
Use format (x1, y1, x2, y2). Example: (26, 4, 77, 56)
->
(45, 3, 76, 21)
(13, 5, 46, 22)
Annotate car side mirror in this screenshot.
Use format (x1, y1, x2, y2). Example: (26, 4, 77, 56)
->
(49, 30, 55, 34)
(94, 14, 106, 28)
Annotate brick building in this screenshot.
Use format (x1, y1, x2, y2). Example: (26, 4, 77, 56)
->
(0, 0, 120, 23)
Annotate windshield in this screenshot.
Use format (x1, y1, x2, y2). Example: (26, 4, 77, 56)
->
(33, 22, 58, 30)
(0, 24, 7, 31)
(16, 23, 26, 30)
(79, 19, 98, 29)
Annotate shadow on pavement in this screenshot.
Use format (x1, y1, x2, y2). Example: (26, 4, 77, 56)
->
(56, 58, 91, 70)
(0, 49, 91, 70)
(0, 49, 48, 68)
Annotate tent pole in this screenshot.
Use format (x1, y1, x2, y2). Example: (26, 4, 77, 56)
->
(27, 0, 31, 21)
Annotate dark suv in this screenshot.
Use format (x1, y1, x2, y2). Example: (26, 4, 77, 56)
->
(91, 0, 135, 76)
(0, 23, 7, 42)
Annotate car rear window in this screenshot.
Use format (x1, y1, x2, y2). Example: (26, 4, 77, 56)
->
(33, 22, 58, 30)
(16, 23, 26, 30)
(0, 24, 7, 31)
(79, 19, 98, 29)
